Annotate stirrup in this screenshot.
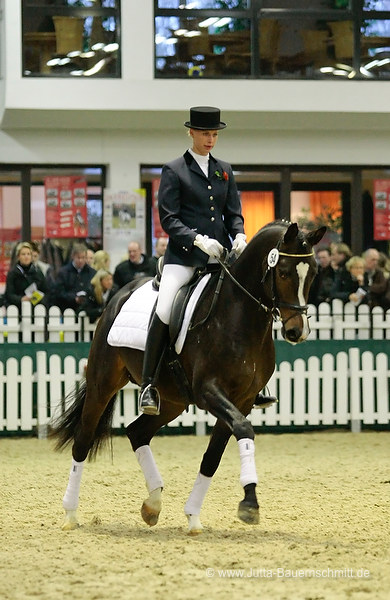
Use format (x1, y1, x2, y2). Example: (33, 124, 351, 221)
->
(138, 384, 161, 416)
(253, 392, 278, 409)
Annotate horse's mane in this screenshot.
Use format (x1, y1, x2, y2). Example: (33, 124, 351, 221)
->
(249, 219, 309, 249)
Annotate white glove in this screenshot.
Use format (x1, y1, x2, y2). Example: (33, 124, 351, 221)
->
(194, 234, 224, 258)
(231, 233, 247, 256)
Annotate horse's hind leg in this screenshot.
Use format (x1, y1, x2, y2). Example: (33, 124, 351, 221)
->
(126, 406, 182, 527)
(185, 420, 231, 534)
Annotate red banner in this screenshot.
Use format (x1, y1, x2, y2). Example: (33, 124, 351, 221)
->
(44, 176, 88, 238)
(373, 179, 390, 241)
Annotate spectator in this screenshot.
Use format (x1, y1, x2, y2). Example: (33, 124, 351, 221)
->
(86, 248, 95, 266)
(4, 242, 48, 309)
(92, 249, 110, 272)
(51, 243, 96, 312)
(329, 255, 368, 305)
(113, 241, 155, 289)
(150, 237, 168, 274)
(308, 246, 335, 305)
(363, 248, 388, 308)
(330, 242, 352, 272)
(30, 241, 51, 277)
(83, 269, 118, 323)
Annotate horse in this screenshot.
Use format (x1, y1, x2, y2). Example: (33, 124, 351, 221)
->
(50, 220, 325, 533)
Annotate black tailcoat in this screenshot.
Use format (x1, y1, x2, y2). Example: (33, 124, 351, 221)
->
(158, 151, 244, 267)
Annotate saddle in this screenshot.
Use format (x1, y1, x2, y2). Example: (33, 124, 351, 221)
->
(151, 257, 221, 345)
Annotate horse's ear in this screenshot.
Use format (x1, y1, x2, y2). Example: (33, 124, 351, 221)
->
(306, 226, 327, 248)
(283, 222, 299, 244)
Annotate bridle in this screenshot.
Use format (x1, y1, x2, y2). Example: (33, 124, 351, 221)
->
(216, 243, 314, 325)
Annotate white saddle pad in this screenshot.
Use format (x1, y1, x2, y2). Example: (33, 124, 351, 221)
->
(107, 274, 211, 355)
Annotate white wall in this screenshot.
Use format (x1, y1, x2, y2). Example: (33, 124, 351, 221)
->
(1, 0, 390, 190)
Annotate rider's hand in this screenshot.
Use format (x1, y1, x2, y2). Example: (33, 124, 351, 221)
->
(231, 233, 247, 256)
(194, 234, 224, 258)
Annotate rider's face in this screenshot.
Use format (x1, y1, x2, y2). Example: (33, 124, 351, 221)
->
(190, 129, 219, 156)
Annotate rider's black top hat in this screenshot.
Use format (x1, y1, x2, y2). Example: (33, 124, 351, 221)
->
(184, 106, 227, 130)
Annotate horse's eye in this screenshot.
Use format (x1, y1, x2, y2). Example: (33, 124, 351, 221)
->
(278, 270, 289, 280)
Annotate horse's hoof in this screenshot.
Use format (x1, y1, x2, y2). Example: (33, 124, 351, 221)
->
(186, 514, 203, 535)
(141, 488, 162, 527)
(61, 510, 80, 530)
(237, 502, 259, 525)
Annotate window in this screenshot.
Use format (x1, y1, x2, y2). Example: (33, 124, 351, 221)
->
(154, 0, 390, 79)
(22, 0, 121, 78)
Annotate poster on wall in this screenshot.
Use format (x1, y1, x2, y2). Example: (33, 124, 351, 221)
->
(103, 189, 146, 270)
(0, 228, 20, 290)
(44, 176, 88, 238)
(373, 179, 390, 241)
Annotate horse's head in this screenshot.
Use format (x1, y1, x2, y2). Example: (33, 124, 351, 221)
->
(262, 221, 326, 344)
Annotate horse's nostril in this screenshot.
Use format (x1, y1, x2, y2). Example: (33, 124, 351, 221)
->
(286, 327, 301, 342)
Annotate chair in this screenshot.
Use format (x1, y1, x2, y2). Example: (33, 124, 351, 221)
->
(327, 21, 353, 61)
(259, 19, 281, 74)
(301, 30, 330, 68)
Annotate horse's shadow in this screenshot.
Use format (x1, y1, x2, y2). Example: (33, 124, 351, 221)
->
(75, 520, 345, 550)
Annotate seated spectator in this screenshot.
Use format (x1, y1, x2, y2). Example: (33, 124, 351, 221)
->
(308, 246, 335, 305)
(150, 237, 168, 274)
(86, 248, 95, 267)
(92, 249, 110, 272)
(4, 242, 48, 309)
(83, 269, 119, 323)
(113, 241, 155, 289)
(30, 241, 51, 277)
(330, 242, 352, 272)
(363, 248, 388, 308)
(51, 243, 96, 313)
(329, 255, 368, 305)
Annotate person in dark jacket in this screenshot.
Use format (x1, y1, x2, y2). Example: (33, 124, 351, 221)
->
(138, 106, 248, 415)
(51, 243, 96, 313)
(4, 241, 48, 309)
(308, 246, 335, 306)
(113, 241, 155, 289)
(329, 255, 368, 304)
(83, 269, 118, 323)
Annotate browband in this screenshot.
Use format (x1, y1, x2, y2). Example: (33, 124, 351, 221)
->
(279, 251, 314, 258)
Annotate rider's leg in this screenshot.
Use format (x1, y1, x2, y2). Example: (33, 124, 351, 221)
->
(139, 264, 195, 415)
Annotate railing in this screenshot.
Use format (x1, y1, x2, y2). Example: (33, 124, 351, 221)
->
(2, 300, 390, 342)
(1, 348, 389, 437)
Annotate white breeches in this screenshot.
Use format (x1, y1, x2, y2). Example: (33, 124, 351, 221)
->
(156, 264, 196, 324)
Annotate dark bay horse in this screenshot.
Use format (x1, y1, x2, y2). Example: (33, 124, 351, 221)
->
(51, 220, 325, 533)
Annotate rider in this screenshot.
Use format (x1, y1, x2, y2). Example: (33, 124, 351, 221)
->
(138, 106, 273, 415)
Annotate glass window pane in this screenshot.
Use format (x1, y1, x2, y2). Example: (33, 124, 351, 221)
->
(363, 1, 390, 10)
(0, 174, 22, 294)
(261, 0, 351, 8)
(361, 20, 390, 78)
(157, 1, 249, 8)
(22, 0, 120, 77)
(156, 16, 250, 77)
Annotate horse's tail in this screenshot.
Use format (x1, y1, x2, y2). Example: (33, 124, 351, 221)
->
(49, 380, 118, 460)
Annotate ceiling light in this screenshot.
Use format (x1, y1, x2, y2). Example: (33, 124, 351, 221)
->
(104, 43, 119, 53)
(214, 17, 232, 28)
(83, 58, 107, 76)
(91, 43, 105, 51)
(184, 31, 201, 37)
(199, 18, 219, 28)
(173, 29, 188, 36)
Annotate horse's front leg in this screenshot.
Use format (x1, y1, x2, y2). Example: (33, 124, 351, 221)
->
(201, 383, 260, 526)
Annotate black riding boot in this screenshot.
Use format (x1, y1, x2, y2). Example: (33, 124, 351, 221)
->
(138, 314, 169, 415)
(253, 391, 278, 409)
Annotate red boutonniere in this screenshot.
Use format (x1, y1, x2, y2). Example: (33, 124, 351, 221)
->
(215, 170, 229, 181)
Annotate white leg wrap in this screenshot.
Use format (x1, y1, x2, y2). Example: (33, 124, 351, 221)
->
(135, 445, 164, 493)
(184, 472, 212, 516)
(238, 438, 258, 488)
(63, 458, 85, 511)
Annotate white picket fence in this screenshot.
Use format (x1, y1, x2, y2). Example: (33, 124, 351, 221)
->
(1, 349, 389, 436)
(1, 299, 390, 342)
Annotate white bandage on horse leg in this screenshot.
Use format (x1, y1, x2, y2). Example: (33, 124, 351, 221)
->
(63, 458, 85, 511)
(238, 438, 258, 488)
(135, 445, 164, 493)
(184, 472, 212, 516)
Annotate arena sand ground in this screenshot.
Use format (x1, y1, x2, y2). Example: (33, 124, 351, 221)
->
(1, 431, 389, 600)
